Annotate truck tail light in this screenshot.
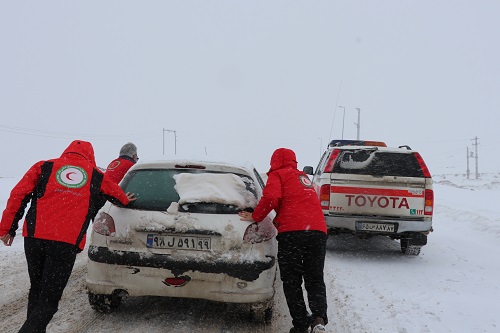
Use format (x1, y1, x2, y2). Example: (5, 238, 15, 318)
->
(413, 152, 432, 178)
(424, 189, 434, 216)
(319, 184, 330, 210)
(323, 149, 341, 173)
(92, 212, 116, 236)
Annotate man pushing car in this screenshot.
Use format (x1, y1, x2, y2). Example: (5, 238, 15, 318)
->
(239, 147, 328, 333)
(0, 140, 135, 333)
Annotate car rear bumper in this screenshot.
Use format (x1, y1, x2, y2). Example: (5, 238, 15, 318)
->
(88, 245, 275, 282)
(86, 254, 277, 304)
(324, 215, 432, 234)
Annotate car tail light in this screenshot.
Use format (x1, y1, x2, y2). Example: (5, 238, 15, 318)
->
(323, 149, 340, 173)
(413, 152, 432, 178)
(319, 184, 330, 210)
(163, 276, 191, 287)
(424, 189, 434, 216)
(92, 212, 116, 236)
(243, 219, 275, 243)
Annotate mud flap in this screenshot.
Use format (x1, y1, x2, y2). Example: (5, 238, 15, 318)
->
(410, 232, 427, 246)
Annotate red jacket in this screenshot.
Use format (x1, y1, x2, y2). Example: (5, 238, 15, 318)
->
(0, 140, 130, 250)
(104, 156, 136, 184)
(252, 148, 327, 234)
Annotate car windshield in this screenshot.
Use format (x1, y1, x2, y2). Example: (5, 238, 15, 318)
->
(120, 169, 258, 213)
(333, 150, 425, 177)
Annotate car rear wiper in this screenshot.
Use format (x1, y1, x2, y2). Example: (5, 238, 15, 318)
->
(179, 202, 240, 214)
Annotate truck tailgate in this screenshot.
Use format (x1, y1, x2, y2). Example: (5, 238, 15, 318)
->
(329, 180, 426, 218)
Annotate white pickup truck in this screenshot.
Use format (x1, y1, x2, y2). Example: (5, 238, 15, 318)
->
(304, 140, 434, 255)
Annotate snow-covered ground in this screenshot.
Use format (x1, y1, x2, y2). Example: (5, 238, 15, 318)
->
(1, 172, 499, 333)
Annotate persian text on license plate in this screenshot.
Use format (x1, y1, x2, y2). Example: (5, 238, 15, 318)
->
(356, 222, 396, 233)
(147, 234, 211, 251)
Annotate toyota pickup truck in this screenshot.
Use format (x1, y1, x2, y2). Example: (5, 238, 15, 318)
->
(304, 140, 434, 255)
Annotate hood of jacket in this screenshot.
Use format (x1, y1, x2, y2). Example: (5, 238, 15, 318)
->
(60, 140, 96, 166)
(268, 148, 298, 173)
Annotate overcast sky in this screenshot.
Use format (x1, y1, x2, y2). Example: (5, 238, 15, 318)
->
(1, 1, 499, 178)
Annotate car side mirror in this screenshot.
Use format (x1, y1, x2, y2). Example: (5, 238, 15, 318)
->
(303, 166, 314, 175)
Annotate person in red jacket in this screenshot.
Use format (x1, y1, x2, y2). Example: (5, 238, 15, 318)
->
(105, 142, 138, 184)
(239, 148, 328, 333)
(93, 142, 139, 214)
(0, 140, 135, 333)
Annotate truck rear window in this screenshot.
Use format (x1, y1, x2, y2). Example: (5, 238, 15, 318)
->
(332, 150, 425, 178)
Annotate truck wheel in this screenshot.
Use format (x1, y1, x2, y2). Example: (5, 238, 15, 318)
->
(400, 239, 421, 255)
(88, 291, 122, 313)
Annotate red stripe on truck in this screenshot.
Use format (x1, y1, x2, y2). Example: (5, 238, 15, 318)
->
(331, 186, 424, 197)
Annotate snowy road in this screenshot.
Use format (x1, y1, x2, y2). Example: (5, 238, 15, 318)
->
(0, 246, 292, 333)
(1, 175, 499, 332)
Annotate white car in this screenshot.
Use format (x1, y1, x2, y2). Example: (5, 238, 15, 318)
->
(86, 159, 277, 322)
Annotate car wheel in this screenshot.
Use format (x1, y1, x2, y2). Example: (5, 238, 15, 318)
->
(400, 239, 421, 256)
(264, 307, 273, 324)
(88, 292, 122, 313)
(250, 304, 273, 324)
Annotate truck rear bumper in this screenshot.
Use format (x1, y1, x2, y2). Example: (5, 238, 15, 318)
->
(325, 215, 432, 234)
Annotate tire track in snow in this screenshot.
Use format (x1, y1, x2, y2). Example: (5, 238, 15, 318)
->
(324, 247, 364, 333)
(46, 252, 100, 333)
(0, 249, 30, 333)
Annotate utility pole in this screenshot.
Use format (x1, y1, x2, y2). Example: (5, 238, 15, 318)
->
(338, 105, 346, 139)
(163, 128, 177, 155)
(471, 136, 479, 179)
(354, 107, 361, 140)
(466, 147, 470, 179)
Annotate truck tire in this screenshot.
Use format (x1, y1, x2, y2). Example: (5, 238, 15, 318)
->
(400, 239, 421, 255)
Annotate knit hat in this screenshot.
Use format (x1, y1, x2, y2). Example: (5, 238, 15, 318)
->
(119, 142, 137, 158)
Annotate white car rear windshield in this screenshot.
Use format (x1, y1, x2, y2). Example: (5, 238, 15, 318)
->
(120, 169, 258, 213)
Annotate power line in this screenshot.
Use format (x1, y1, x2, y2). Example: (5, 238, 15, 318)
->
(0, 124, 155, 141)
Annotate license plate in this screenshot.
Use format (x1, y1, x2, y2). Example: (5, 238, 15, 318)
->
(147, 234, 211, 251)
(356, 222, 396, 233)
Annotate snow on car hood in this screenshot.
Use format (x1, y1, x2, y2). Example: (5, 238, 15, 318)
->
(173, 173, 258, 208)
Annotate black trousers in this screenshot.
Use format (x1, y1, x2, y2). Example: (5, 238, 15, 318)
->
(277, 230, 328, 331)
(20, 237, 79, 333)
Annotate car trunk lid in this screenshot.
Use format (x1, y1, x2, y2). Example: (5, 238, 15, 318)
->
(103, 206, 249, 254)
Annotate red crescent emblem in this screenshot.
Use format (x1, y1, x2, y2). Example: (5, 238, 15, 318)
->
(66, 172, 76, 181)
(299, 175, 313, 187)
(108, 161, 121, 170)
